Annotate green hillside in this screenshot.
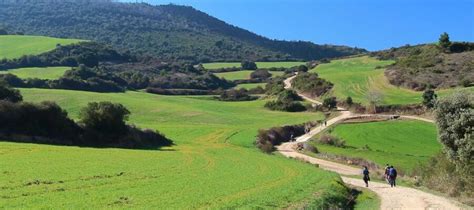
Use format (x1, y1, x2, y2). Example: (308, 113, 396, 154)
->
(310, 120, 440, 173)
(0, 66, 71, 80)
(214, 70, 284, 81)
(0, 1, 366, 62)
(311, 56, 473, 105)
(0, 35, 83, 59)
(0, 88, 350, 208)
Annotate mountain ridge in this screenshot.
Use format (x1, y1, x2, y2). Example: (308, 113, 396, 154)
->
(0, 1, 366, 62)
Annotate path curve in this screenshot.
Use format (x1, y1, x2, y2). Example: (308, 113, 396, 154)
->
(278, 75, 460, 209)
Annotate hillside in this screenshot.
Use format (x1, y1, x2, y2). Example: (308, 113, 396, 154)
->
(371, 43, 474, 90)
(0, 1, 366, 62)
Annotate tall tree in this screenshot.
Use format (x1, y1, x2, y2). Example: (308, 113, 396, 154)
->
(366, 90, 383, 113)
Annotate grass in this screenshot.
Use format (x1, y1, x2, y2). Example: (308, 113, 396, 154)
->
(311, 56, 474, 105)
(0, 67, 71, 80)
(309, 120, 441, 174)
(354, 187, 380, 210)
(0, 35, 84, 59)
(214, 70, 284, 81)
(235, 83, 266, 89)
(0, 88, 351, 208)
(203, 61, 305, 69)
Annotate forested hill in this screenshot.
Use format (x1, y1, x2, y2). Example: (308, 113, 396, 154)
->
(0, 1, 366, 62)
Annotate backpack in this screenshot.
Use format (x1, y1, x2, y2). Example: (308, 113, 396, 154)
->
(389, 168, 397, 177)
(363, 169, 369, 175)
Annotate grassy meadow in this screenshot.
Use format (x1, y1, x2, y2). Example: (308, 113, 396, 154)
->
(235, 83, 266, 89)
(0, 88, 351, 208)
(0, 35, 84, 59)
(0, 66, 71, 80)
(311, 56, 473, 105)
(309, 120, 440, 174)
(214, 70, 284, 81)
(203, 61, 305, 69)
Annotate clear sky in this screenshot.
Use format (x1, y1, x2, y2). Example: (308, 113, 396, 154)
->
(123, 0, 474, 51)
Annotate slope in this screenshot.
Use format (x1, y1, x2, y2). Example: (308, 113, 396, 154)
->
(0, 1, 366, 62)
(0, 88, 350, 208)
(0, 35, 83, 59)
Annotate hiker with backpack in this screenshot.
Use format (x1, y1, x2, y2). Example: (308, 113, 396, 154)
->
(362, 166, 370, 187)
(388, 165, 397, 187)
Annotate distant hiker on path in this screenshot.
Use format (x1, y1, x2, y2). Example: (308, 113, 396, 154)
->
(384, 164, 390, 183)
(388, 165, 397, 187)
(324, 121, 327, 126)
(362, 166, 370, 187)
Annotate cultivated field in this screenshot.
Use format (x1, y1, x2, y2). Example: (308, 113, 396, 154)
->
(203, 61, 305, 69)
(309, 120, 440, 173)
(214, 70, 284, 81)
(311, 56, 473, 105)
(0, 35, 84, 59)
(0, 88, 351, 208)
(0, 67, 71, 80)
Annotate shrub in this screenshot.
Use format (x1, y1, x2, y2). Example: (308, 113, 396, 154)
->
(264, 100, 306, 112)
(318, 134, 346, 147)
(0, 85, 22, 103)
(291, 72, 333, 97)
(241, 61, 257, 70)
(250, 69, 271, 80)
(323, 97, 337, 109)
(256, 122, 311, 153)
(277, 89, 302, 102)
(218, 89, 258, 101)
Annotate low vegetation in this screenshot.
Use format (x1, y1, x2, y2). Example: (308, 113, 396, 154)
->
(218, 88, 258, 101)
(265, 90, 306, 112)
(256, 121, 315, 153)
(291, 72, 333, 97)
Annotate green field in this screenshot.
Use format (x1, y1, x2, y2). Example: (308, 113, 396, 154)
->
(0, 35, 84, 59)
(310, 120, 440, 173)
(311, 56, 473, 105)
(0, 88, 351, 208)
(0, 66, 71, 80)
(235, 83, 266, 89)
(214, 70, 284, 81)
(203, 61, 305, 69)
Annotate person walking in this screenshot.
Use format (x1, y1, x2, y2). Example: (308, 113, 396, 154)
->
(389, 165, 397, 187)
(384, 164, 390, 183)
(362, 166, 370, 187)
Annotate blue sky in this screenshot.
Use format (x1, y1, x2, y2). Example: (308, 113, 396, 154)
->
(124, 0, 474, 51)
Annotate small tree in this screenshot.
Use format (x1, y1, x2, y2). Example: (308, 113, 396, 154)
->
(323, 97, 337, 109)
(346, 96, 353, 106)
(297, 65, 308, 72)
(250, 69, 272, 80)
(439, 32, 451, 50)
(366, 90, 383, 113)
(422, 89, 437, 109)
(80, 102, 131, 135)
(0, 85, 22, 103)
(241, 61, 257, 70)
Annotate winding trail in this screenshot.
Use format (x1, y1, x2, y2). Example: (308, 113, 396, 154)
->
(278, 75, 461, 210)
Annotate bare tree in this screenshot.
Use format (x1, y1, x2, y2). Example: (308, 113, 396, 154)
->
(366, 90, 384, 113)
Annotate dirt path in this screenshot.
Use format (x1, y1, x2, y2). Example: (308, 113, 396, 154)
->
(279, 75, 461, 209)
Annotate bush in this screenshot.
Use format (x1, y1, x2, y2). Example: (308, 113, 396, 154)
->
(256, 122, 312, 153)
(0, 85, 22, 103)
(218, 89, 258, 101)
(265, 77, 285, 96)
(241, 61, 257, 70)
(323, 97, 337, 109)
(265, 100, 306, 112)
(277, 89, 302, 102)
(319, 134, 346, 147)
(250, 69, 272, 80)
(291, 72, 333, 97)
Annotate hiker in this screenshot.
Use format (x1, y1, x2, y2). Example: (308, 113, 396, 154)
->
(362, 166, 370, 187)
(290, 134, 294, 142)
(384, 164, 390, 183)
(388, 165, 397, 187)
(324, 121, 327, 126)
